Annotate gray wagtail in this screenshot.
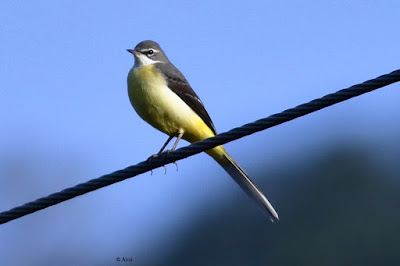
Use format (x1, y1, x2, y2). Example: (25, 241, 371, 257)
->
(127, 40, 278, 221)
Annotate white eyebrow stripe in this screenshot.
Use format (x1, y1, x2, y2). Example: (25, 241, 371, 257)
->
(141, 48, 161, 53)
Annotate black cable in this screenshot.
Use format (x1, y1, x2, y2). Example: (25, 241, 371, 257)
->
(1, 69, 399, 225)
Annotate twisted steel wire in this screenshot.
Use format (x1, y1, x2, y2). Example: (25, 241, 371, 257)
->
(1, 69, 399, 225)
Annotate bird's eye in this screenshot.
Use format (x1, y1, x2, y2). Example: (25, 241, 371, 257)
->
(147, 49, 154, 56)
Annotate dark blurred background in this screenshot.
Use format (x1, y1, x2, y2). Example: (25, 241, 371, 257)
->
(159, 139, 400, 265)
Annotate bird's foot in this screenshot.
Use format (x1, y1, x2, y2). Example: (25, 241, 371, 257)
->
(146, 150, 178, 174)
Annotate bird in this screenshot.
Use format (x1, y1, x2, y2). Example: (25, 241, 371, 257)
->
(127, 40, 278, 221)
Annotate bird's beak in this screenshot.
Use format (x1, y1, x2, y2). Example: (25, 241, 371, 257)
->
(127, 49, 136, 55)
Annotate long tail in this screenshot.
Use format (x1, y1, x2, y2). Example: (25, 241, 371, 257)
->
(216, 152, 279, 221)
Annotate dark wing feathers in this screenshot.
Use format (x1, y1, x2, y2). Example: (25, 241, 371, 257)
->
(156, 63, 217, 135)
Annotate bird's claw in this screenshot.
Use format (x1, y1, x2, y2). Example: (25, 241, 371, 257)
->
(146, 150, 178, 174)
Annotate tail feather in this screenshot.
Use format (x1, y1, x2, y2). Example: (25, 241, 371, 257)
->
(219, 153, 279, 221)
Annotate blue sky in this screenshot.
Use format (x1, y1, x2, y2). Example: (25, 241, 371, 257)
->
(1, 1, 399, 265)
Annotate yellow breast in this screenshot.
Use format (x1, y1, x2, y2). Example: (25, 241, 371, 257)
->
(127, 64, 226, 160)
(127, 65, 215, 142)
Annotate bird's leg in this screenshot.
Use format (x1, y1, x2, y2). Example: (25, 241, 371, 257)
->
(147, 136, 173, 174)
(171, 130, 184, 152)
(158, 135, 174, 154)
(147, 131, 184, 173)
(159, 130, 184, 173)
(147, 135, 174, 161)
(169, 130, 184, 171)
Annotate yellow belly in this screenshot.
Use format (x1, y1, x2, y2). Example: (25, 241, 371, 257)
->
(127, 65, 214, 142)
(127, 64, 226, 161)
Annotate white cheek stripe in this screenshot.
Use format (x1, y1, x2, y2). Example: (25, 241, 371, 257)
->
(134, 54, 161, 68)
